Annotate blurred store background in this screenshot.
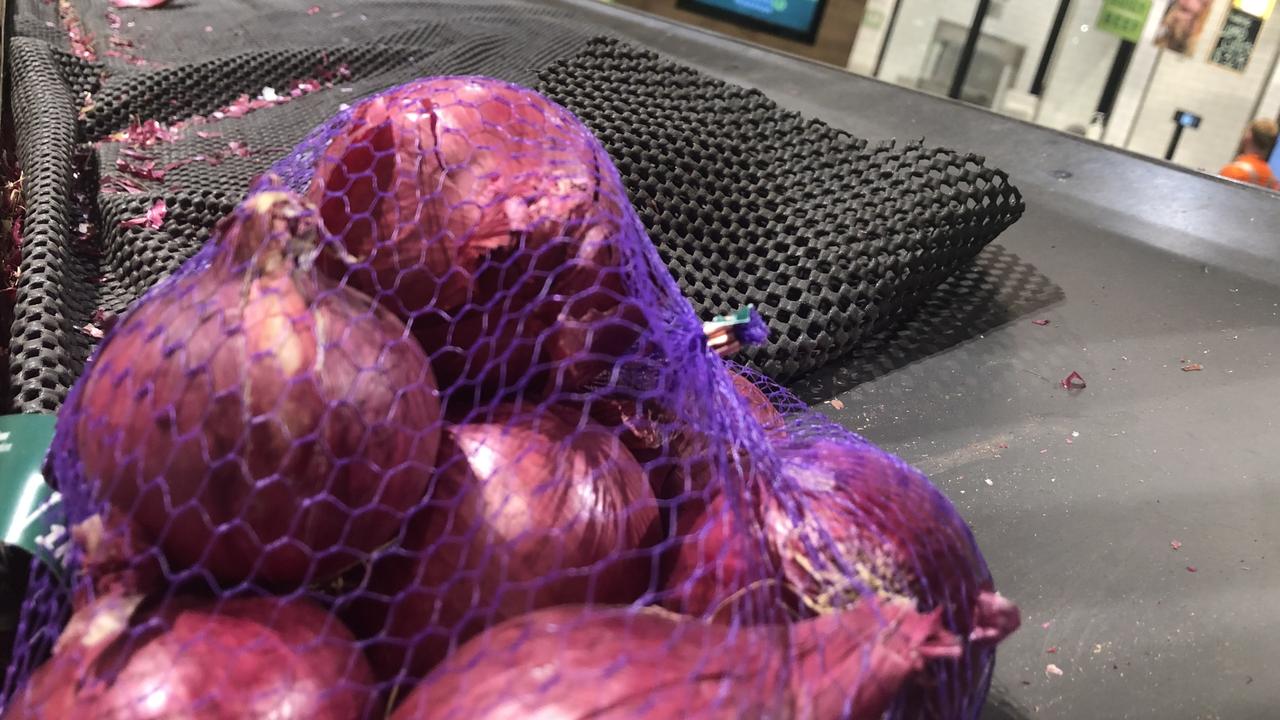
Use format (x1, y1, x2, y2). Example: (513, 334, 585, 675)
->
(602, 0, 1280, 190)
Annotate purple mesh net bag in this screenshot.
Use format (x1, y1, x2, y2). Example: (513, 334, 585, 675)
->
(1, 77, 1020, 719)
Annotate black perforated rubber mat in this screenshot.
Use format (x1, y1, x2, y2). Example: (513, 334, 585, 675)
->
(5, 0, 1023, 414)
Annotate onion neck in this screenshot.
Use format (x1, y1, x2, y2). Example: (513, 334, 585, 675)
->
(217, 190, 320, 279)
(788, 601, 961, 719)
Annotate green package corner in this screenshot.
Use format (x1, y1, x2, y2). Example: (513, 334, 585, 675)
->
(0, 414, 67, 575)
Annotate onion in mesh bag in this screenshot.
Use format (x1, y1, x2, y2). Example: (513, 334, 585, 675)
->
(342, 403, 661, 688)
(729, 369, 785, 435)
(660, 485, 786, 621)
(389, 600, 961, 720)
(773, 438, 1020, 718)
(1, 594, 372, 719)
(304, 76, 645, 398)
(60, 190, 442, 588)
(662, 435, 1020, 717)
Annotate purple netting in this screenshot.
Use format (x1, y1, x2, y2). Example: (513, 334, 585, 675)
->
(2, 77, 1019, 719)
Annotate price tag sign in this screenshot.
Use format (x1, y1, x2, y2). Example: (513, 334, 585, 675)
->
(0, 414, 66, 574)
(1097, 0, 1153, 43)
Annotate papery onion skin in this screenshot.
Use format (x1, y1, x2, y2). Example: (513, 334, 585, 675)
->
(342, 404, 661, 690)
(67, 191, 441, 588)
(2, 594, 373, 720)
(390, 600, 960, 720)
(68, 510, 164, 611)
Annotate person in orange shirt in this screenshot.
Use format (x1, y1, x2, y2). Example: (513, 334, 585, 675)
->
(1219, 118, 1278, 190)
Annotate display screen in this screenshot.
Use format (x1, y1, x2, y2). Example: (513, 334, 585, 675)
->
(677, 0, 828, 43)
(1174, 110, 1202, 129)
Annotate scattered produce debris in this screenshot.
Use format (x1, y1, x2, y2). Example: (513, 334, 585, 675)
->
(78, 91, 96, 121)
(1046, 664, 1063, 677)
(81, 323, 104, 339)
(1170, 540, 1182, 550)
(101, 175, 148, 194)
(1186, 566, 1197, 573)
(109, 0, 170, 8)
(57, 0, 97, 62)
(109, 119, 175, 147)
(103, 67, 352, 150)
(121, 199, 167, 229)
(1061, 371, 1086, 390)
(829, 398, 845, 410)
(1182, 363, 1204, 372)
(116, 151, 166, 181)
(1046, 647, 1058, 654)
(308, 5, 322, 14)
(1032, 319, 1050, 326)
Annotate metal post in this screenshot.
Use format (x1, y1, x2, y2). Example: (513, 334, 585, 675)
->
(948, 0, 993, 100)
(873, 0, 904, 79)
(1165, 124, 1184, 161)
(1031, 0, 1074, 97)
(1096, 39, 1136, 124)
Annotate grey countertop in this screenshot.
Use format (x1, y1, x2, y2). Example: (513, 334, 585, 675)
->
(560, 2, 1280, 718)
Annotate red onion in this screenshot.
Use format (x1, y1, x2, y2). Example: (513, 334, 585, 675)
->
(729, 370, 785, 434)
(659, 488, 786, 622)
(307, 77, 640, 397)
(657, 437, 1018, 716)
(771, 439, 1015, 636)
(342, 404, 661, 689)
(772, 439, 1020, 718)
(2, 594, 372, 719)
(307, 77, 600, 315)
(407, 267, 551, 403)
(390, 600, 960, 720)
(68, 191, 442, 588)
(571, 364, 719, 503)
(538, 237, 650, 395)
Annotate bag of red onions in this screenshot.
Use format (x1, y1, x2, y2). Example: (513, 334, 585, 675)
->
(2, 76, 1018, 720)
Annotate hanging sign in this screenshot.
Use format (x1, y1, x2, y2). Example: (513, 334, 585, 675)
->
(1210, 6, 1265, 71)
(1098, 0, 1154, 42)
(1154, 0, 1213, 56)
